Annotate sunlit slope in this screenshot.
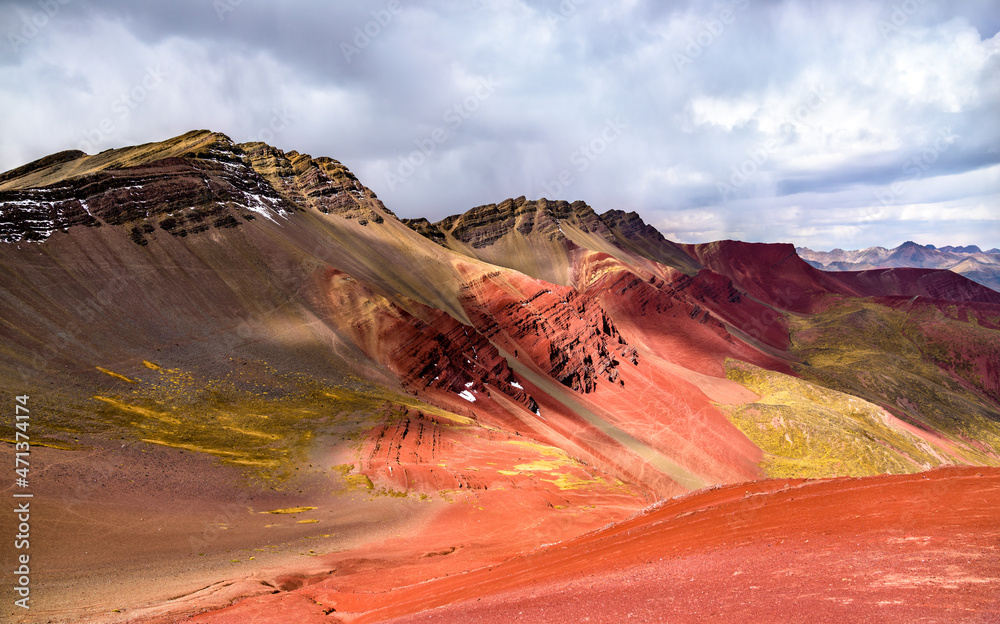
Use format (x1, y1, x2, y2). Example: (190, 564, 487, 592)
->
(723, 360, 993, 478)
(788, 300, 1000, 465)
(404, 196, 702, 288)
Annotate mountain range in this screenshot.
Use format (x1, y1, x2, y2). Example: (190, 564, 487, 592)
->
(1, 130, 998, 624)
(798, 241, 1000, 292)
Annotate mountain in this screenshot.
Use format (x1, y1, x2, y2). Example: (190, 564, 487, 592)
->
(798, 241, 1000, 292)
(1, 131, 999, 623)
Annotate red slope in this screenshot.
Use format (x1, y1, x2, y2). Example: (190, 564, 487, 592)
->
(179, 468, 1000, 623)
(829, 267, 1000, 304)
(359, 467, 1000, 624)
(683, 240, 1000, 313)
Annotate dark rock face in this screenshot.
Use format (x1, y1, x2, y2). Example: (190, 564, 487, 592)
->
(425, 196, 617, 249)
(240, 141, 393, 225)
(401, 217, 447, 245)
(459, 274, 637, 394)
(0, 131, 398, 246)
(320, 269, 540, 414)
(0, 135, 295, 244)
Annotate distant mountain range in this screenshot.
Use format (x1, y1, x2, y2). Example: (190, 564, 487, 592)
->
(797, 241, 1000, 292)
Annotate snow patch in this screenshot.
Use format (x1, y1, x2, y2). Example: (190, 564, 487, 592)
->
(242, 192, 286, 223)
(511, 382, 523, 389)
(458, 390, 477, 403)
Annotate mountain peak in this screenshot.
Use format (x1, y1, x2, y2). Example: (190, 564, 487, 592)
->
(798, 241, 1000, 292)
(425, 197, 609, 250)
(0, 130, 392, 244)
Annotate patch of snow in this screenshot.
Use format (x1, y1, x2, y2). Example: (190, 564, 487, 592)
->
(511, 382, 523, 389)
(465, 381, 475, 388)
(458, 390, 477, 403)
(242, 192, 287, 223)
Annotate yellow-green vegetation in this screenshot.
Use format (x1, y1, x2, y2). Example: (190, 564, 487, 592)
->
(785, 300, 1000, 466)
(333, 464, 375, 492)
(500, 439, 609, 491)
(263, 506, 317, 514)
(330, 463, 374, 491)
(86, 360, 418, 480)
(725, 360, 950, 478)
(345, 474, 374, 490)
(96, 367, 137, 384)
(372, 486, 409, 498)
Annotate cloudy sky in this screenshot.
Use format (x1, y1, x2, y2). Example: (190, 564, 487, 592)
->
(1, 0, 998, 250)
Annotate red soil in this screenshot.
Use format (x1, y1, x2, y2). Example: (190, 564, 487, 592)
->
(179, 467, 1000, 623)
(364, 467, 1000, 624)
(830, 267, 1000, 305)
(682, 240, 1000, 313)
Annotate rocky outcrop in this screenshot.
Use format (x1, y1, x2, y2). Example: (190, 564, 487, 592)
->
(0, 133, 294, 244)
(400, 217, 447, 245)
(415, 196, 616, 249)
(240, 141, 392, 226)
(0, 130, 397, 246)
(598, 209, 704, 275)
(459, 273, 637, 393)
(319, 269, 539, 413)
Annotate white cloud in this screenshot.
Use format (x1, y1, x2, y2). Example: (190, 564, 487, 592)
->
(0, 0, 997, 249)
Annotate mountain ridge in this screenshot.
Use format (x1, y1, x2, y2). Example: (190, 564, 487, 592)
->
(2, 130, 999, 623)
(798, 241, 1000, 293)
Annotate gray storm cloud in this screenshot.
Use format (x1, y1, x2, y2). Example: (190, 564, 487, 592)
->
(0, 0, 997, 249)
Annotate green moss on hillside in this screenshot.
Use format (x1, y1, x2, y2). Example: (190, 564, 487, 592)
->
(725, 360, 948, 478)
